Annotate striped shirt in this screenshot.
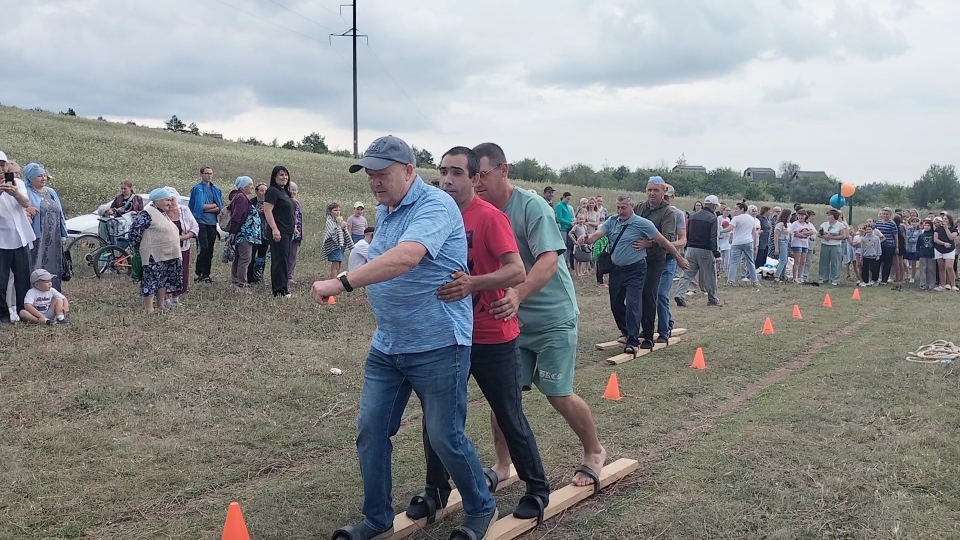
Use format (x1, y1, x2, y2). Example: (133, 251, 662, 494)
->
(874, 220, 898, 247)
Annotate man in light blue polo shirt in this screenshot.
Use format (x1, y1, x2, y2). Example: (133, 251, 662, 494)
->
(311, 135, 496, 540)
(581, 194, 687, 356)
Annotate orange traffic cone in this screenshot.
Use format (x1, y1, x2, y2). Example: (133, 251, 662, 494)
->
(792, 305, 803, 319)
(222, 502, 251, 540)
(690, 348, 706, 370)
(762, 317, 775, 334)
(327, 295, 336, 305)
(851, 288, 861, 300)
(823, 294, 833, 307)
(603, 373, 622, 401)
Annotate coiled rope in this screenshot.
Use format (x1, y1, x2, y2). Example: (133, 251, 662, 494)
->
(906, 340, 960, 364)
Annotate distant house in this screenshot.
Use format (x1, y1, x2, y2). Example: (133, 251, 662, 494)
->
(789, 170, 830, 182)
(743, 167, 776, 181)
(672, 164, 707, 174)
(205, 132, 224, 140)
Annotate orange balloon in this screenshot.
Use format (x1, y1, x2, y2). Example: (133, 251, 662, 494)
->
(840, 183, 856, 197)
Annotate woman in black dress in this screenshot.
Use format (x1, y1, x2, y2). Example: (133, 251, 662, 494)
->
(263, 166, 295, 297)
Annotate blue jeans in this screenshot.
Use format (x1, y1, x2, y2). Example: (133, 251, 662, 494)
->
(774, 239, 790, 279)
(357, 345, 495, 531)
(727, 243, 759, 284)
(608, 260, 647, 347)
(657, 257, 677, 336)
(351, 233, 364, 244)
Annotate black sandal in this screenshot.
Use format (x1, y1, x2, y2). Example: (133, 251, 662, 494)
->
(405, 489, 445, 523)
(513, 494, 546, 525)
(573, 464, 601, 496)
(448, 508, 499, 540)
(330, 521, 393, 540)
(482, 467, 499, 491)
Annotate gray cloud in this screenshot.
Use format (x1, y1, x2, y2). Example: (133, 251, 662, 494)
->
(527, 0, 909, 89)
(764, 79, 812, 103)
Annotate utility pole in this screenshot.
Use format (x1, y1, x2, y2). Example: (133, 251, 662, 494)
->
(331, 2, 367, 158)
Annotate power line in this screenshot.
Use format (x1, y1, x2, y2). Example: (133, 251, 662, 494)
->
(362, 42, 436, 131)
(261, 0, 338, 32)
(210, 0, 330, 44)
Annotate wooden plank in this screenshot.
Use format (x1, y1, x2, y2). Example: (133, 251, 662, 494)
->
(595, 327, 686, 351)
(383, 466, 518, 539)
(606, 336, 682, 365)
(486, 458, 640, 539)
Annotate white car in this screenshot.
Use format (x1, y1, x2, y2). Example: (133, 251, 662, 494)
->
(66, 193, 228, 240)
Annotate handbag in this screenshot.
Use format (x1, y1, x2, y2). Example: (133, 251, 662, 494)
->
(574, 245, 593, 262)
(131, 251, 143, 282)
(596, 222, 629, 275)
(61, 250, 73, 282)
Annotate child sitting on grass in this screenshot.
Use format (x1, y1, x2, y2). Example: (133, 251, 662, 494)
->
(19, 269, 69, 325)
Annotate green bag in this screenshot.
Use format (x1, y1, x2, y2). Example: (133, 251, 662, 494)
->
(131, 251, 143, 282)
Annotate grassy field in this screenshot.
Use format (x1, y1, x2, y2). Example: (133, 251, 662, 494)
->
(2, 107, 959, 539)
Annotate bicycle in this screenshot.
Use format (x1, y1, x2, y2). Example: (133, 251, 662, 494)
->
(64, 216, 130, 279)
(89, 217, 136, 280)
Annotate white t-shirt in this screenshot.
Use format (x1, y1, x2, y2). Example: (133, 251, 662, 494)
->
(0, 178, 37, 250)
(730, 213, 757, 246)
(819, 221, 847, 246)
(347, 239, 370, 271)
(24, 286, 66, 317)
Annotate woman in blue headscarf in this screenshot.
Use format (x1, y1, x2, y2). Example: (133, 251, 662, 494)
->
(128, 188, 183, 313)
(23, 163, 67, 290)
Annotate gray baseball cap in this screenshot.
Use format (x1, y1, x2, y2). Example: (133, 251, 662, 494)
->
(349, 135, 417, 173)
(31, 268, 55, 283)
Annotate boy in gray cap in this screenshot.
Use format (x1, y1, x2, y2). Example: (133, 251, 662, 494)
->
(20, 269, 69, 325)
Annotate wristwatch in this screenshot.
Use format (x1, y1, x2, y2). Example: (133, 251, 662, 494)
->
(337, 271, 354, 293)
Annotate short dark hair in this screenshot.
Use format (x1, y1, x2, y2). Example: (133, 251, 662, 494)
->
(562, 192, 572, 198)
(200, 166, 212, 174)
(473, 142, 507, 166)
(364, 226, 375, 236)
(441, 146, 480, 178)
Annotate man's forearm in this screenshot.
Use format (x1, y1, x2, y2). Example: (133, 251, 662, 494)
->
(470, 263, 525, 292)
(347, 244, 423, 288)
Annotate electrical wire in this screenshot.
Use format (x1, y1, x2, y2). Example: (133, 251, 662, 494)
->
(362, 42, 437, 130)
(262, 0, 339, 32)
(210, 0, 330, 44)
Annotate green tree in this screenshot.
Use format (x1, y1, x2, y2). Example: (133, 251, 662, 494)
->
(411, 146, 436, 168)
(879, 184, 908, 206)
(743, 183, 767, 201)
(788, 175, 838, 204)
(853, 182, 885, 205)
(164, 115, 185, 132)
(298, 132, 328, 154)
(281, 140, 297, 150)
(188, 122, 200, 136)
(778, 161, 800, 183)
(910, 164, 959, 209)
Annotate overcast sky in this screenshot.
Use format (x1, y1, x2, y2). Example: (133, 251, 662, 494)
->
(3, 0, 957, 184)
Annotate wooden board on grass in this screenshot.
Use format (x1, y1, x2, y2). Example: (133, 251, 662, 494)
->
(486, 458, 640, 539)
(595, 327, 686, 351)
(606, 336, 682, 365)
(383, 466, 518, 539)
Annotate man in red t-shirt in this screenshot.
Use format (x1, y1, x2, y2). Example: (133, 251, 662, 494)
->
(404, 146, 551, 524)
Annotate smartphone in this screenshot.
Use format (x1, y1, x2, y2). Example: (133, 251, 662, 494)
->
(3, 172, 14, 184)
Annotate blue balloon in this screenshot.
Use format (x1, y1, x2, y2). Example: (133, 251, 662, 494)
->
(829, 194, 846, 209)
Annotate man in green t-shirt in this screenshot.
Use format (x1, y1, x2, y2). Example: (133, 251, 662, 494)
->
(472, 142, 606, 493)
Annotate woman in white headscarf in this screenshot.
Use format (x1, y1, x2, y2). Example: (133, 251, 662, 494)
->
(163, 187, 198, 307)
(23, 163, 67, 290)
(128, 188, 183, 313)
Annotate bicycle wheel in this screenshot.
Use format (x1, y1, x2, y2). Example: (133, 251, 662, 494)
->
(92, 245, 133, 279)
(66, 234, 107, 279)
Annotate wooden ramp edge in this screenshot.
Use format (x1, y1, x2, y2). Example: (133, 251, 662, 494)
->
(596, 327, 687, 351)
(486, 458, 640, 539)
(606, 336, 682, 365)
(384, 466, 518, 539)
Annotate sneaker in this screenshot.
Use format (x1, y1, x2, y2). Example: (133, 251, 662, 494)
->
(909, 278, 915, 284)
(640, 339, 654, 350)
(831, 282, 840, 286)
(674, 296, 687, 307)
(879, 281, 888, 285)
(655, 336, 669, 344)
(934, 286, 944, 291)
(57, 315, 68, 324)
(708, 299, 723, 307)
(45, 319, 56, 326)
(686, 291, 696, 296)
(741, 278, 750, 282)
